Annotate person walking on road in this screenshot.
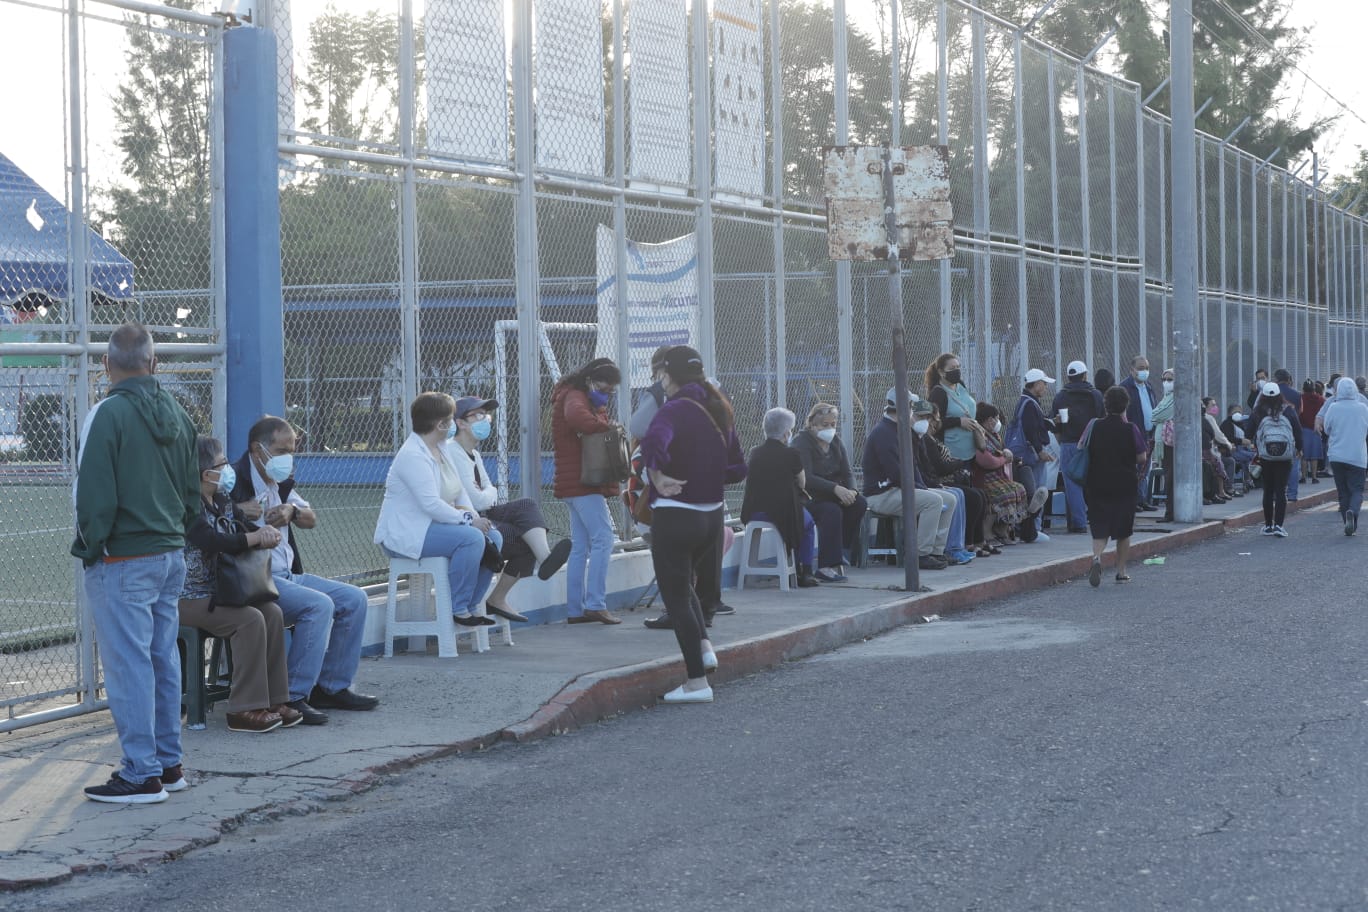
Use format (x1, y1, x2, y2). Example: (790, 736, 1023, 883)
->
(638, 346, 747, 704)
(1084, 386, 1148, 587)
(73, 322, 200, 803)
(1321, 377, 1368, 535)
(1051, 361, 1103, 533)
(1247, 382, 1303, 538)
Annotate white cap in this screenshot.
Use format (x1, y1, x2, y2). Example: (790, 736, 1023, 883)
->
(1024, 368, 1055, 385)
(1066, 360, 1088, 377)
(1261, 381, 1281, 398)
(885, 387, 917, 406)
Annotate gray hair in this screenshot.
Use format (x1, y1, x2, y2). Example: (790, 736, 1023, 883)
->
(763, 407, 796, 440)
(195, 435, 224, 472)
(106, 322, 155, 373)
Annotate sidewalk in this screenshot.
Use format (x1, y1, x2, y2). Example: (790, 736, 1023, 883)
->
(0, 485, 1339, 889)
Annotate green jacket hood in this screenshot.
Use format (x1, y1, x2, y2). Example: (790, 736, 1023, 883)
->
(109, 375, 189, 446)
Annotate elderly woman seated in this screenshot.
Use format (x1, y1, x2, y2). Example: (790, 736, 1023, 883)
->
(788, 402, 867, 581)
(740, 407, 820, 588)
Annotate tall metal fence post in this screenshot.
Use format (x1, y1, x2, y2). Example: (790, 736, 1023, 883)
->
(1169, 0, 1201, 524)
(611, 0, 632, 534)
(398, 0, 419, 416)
(1013, 30, 1028, 380)
(937, 0, 952, 355)
(971, 14, 991, 392)
(223, 23, 286, 455)
(1312, 153, 1321, 372)
(770, 0, 786, 409)
(1107, 83, 1119, 375)
(834, 0, 855, 447)
(1135, 94, 1146, 375)
(511, 0, 542, 498)
(1076, 62, 1093, 371)
(1218, 141, 1229, 400)
(1048, 53, 1061, 377)
(692, 0, 717, 371)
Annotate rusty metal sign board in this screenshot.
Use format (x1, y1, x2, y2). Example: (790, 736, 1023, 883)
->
(822, 145, 954, 261)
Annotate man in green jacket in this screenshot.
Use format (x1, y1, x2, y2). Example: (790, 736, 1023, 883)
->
(73, 322, 199, 804)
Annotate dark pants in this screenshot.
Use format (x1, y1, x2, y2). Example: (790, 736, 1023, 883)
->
(1261, 460, 1293, 526)
(1162, 443, 1175, 516)
(951, 485, 987, 546)
(486, 498, 545, 578)
(806, 495, 868, 568)
(650, 506, 723, 680)
(1330, 461, 1366, 519)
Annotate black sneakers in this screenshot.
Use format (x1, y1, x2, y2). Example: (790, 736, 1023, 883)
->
(161, 764, 189, 792)
(84, 772, 168, 804)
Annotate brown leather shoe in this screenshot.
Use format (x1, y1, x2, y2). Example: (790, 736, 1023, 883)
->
(569, 608, 621, 625)
(226, 709, 283, 733)
(271, 703, 304, 728)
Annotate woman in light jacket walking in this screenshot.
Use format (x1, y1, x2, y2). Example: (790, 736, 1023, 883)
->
(639, 346, 747, 703)
(1321, 376, 1368, 535)
(374, 393, 503, 627)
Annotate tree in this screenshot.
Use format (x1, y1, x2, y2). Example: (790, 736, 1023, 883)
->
(297, 8, 403, 145)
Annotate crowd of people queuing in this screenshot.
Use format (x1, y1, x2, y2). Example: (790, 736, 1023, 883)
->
(74, 321, 1358, 801)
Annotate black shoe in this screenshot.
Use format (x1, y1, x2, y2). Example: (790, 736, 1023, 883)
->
(643, 614, 675, 630)
(537, 538, 573, 580)
(285, 699, 329, 725)
(309, 686, 380, 711)
(453, 613, 497, 627)
(796, 569, 820, 588)
(710, 602, 736, 615)
(486, 603, 529, 623)
(83, 772, 167, 804)
(918, 555, 948, 571)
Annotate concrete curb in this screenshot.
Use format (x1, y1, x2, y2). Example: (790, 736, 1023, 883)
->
(2, 488, 1334, 891)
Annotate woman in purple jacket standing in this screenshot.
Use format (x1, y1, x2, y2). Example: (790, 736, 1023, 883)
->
(638, 346, 747, 704)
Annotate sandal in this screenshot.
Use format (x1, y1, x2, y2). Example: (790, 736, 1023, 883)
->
(976, 547, 993, 557)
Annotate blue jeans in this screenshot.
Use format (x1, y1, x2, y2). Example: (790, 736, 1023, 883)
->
(1059, 443, 1088, 529)
(85, 551, 186, 785)
(1331, 461, 1365, 519)
(565, 494, 615, 615)
(418, 522, 502, 615)
(1286, 455, 1301, 501)
(1016, 461, 1041, 531)
(752, 509, 817, 567)
(941, 485, 968, 552)
(273, 571, 368, 701)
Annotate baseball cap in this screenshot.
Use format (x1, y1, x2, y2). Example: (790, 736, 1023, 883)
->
(885, 387, 916, 406)
(911, 398, 934, 416)
(1261, 381, 1280, 398)
(454, 396, 498, 419)
(1066, 360, 1088, 377)
(662, 345, 705, 376)
(1024, 368, 1055, 385)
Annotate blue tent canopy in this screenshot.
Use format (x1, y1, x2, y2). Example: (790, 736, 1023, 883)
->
(0, 152, 134, 313)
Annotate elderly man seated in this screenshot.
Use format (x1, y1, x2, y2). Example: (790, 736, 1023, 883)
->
(739, 407, 820, 588)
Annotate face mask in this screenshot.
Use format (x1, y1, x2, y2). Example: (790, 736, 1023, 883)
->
(943, 369, 962, 385)
(1136, 370, 1150, 382)
(1206, 405, 1219, 416)
(212, 464, 236, 495)
(258, 445, 293, 483)
(1162, 380, 1174, 393)
(471, 418, 492, 441)
(588, 390, 610, 409)
(815, 428, 837, 443)
(912, 419, 930, 436)
(444, 423, 458, 440)
(986, 421, 999, 434)
(1230, 413, 1243, 422)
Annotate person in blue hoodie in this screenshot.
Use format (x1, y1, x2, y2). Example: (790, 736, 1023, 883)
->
(1321, 377, 1368, 535)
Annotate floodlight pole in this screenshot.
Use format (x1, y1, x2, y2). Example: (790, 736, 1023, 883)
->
(887, 0, 921, 593)
(1171, 0, 1201, 523)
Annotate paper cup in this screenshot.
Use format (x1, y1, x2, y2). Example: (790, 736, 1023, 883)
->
(1058, 407, 1070, 423)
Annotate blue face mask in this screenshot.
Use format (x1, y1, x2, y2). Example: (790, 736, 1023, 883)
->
(1136, 370, 1150, 382)
(258, 444, 294, 483)
(445, 423, 458, 440)
(214, 464, 236, 495)
(588, 389, 611, 409)
(471, 418, 492, 441)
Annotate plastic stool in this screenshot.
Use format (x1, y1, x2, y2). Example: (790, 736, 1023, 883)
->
(851, 511, 904, 568)
(384, 557, 513, 657)
(737, 521, 797, 591)
(177, 625, 233, 730)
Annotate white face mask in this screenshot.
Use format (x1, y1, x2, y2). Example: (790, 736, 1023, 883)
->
(1162, 380, 1174, 393)
(1230, 413, 1244, 422)
(815, 428, 837, 443)
(912, 419, 930, 436)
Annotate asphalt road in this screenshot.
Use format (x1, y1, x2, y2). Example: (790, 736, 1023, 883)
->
(7, 505, 1368, 911)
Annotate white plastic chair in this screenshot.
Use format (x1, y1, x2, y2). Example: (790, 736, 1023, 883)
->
(384, 556, 512, 657)
(737, 520, 796, 591)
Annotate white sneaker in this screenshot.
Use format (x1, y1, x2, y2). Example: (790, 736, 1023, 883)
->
(663, 684, 713, 704)
(701, 650, 718, 673)
(1261, 525, 1275, 536)
(1273, 525, 1288, 538)
(1033, 531, 1051, 543)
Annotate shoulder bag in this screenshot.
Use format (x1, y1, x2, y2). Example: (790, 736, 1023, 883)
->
(1063, 418, 1099, 486)
(212, 515, 279, 607)
(580, 425, 632, 485)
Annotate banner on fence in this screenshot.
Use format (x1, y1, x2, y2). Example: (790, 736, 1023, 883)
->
(628, 0, 691, 186)
(535, 0, 605, 175)
(595, 226, 698, 388)
(712, 0, 764, 198)
(425, 0, 508, 160)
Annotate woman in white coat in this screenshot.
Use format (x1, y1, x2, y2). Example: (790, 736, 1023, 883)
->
(374, 392, 503, 626)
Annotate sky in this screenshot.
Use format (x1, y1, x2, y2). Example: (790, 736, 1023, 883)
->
(0, 0, 1366, 206)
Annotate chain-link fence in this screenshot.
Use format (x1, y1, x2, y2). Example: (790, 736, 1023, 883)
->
(1, 0, 224, 729)
(6, 0, 1368, 729)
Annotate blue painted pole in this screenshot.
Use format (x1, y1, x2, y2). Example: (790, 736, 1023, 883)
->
(223, 25, 285, 459)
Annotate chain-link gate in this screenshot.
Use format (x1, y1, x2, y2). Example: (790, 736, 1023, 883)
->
(1, 0, 224, 730)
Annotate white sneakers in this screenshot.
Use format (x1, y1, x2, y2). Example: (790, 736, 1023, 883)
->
(663, 684, 713, 704)
(702, 650, 718, 672)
